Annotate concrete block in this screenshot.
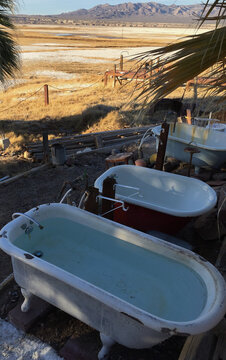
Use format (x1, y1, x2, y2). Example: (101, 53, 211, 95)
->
(0, 138, 10, 150)
(8, 295, 51, 332)
(59, 332, 100, 360)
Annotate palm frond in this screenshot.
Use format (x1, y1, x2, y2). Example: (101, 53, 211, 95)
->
(0, 0, 19, 81)
(131, 25, 225, 107)
(199, 0, 226, 27)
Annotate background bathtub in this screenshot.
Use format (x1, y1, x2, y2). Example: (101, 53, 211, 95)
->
(0, 204, 225, 358)
(94, 165, 217, 234)
(152, 122, 226, 169)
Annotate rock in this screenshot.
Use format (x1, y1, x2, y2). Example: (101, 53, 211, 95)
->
(212, 172, 226, 181)
(194, 208, 226, 241)
(163, 158, 180, 172)
(65, 158, 74, 167)
(23, 151, 32, 159)
(149, 153, 157, 163)
(135, 158, 146, 167)
(193, 169, 212, 182)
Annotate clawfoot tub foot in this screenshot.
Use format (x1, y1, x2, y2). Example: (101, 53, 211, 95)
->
(98, 333, 115, 360)
(21, 288, 33, 312)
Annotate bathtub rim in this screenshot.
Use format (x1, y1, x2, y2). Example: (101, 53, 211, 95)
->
(152, 124, 226, 151)
(94, 165, 217, 217)
(0, 203, 225, 336)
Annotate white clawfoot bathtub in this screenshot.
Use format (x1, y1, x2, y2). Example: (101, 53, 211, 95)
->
(152, 122, 226, 169)
(94, 165, 216, 217)
(94, 165, 217, 234)
(0, 204, 225, 359)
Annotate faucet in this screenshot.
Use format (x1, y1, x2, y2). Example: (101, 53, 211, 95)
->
(12, 213, 44, 230)
(138, 127, 153, 156)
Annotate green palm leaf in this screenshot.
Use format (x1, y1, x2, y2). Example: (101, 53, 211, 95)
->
(0, 0, 19, 82)
(131, 1, 226, 109)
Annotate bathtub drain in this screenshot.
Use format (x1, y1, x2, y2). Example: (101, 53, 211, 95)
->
(33, 250, 43, 258)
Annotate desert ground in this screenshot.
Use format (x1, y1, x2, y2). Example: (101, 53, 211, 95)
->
(0, 23, 216, 152)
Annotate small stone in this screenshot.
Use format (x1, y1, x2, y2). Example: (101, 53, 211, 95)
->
(135, 158, 146, 167)
(163, 159, 180, 172)
(149, 153, 157, 163)
(23, 151, 31, 159)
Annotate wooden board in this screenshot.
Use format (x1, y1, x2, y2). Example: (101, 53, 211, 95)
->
(178, 237, 226, 360)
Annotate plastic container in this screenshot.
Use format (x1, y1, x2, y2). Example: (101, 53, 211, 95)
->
(51, 143, 66, 165)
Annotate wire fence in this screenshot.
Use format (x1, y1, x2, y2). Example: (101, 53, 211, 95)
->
(0, 75, 105, 115)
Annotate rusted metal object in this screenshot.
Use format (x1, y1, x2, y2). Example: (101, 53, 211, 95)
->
(184, 146, 200, 177)
(105, 152, 133, 169)
(155, 122, 169, 171)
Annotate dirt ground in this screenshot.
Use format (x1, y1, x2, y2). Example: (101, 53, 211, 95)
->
(0, 147, 222, 360)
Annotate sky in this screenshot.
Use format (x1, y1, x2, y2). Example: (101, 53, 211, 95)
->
(18, 0, 202, 15)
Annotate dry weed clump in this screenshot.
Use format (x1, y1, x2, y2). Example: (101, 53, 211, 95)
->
(84, 110, 125, 133)
(2, 132, 42, 155)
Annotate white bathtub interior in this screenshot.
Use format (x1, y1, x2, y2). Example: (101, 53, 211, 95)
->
(12, 214, 208, 323)
(94, 165, 216, 216)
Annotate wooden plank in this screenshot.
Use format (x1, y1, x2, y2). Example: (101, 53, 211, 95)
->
(42, 131, 50, 163)
(178, 334, 217, 360)
(178, 237, 226, 360)
(95, 135, 103, 148)
(0, 164, 48, 186)
(27, 126, 152, 149)
(212, 332, 226, 360)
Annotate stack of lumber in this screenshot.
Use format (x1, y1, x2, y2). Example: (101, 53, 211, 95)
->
(26, 126, 154, 161)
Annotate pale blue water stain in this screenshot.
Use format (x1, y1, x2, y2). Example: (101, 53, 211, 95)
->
(14, 218, 207, 322)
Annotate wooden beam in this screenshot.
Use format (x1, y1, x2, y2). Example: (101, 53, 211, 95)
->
(83, 186, 99, 215)
(155, 122, 169, 171)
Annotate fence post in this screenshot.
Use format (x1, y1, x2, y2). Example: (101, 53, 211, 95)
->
(193, 77, 198, 107)
(113, 64, 117, 88)
(44, 84, 49, 106)
(104, 72, 108, 86)
(113, 65, 116, 87)
(155, 122, 169, 171)
(120, 55, 123, 71)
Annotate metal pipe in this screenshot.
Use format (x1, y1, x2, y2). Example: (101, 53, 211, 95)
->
(60, 188, 72, 204)
(12, 213, 44, 230)
(96, 195, 128, 212)
(114, 184, 140, 191)
(138, 127, 153, 151)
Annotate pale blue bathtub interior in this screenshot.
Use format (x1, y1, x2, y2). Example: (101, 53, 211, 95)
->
(14, 218, 207, 322)
(112, 167, 209, 212)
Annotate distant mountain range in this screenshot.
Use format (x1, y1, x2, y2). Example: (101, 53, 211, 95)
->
(58, 2, 204, 22)
(13, 2, 216, 24)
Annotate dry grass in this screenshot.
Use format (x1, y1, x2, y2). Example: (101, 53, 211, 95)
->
(0, 23, 221, 154)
